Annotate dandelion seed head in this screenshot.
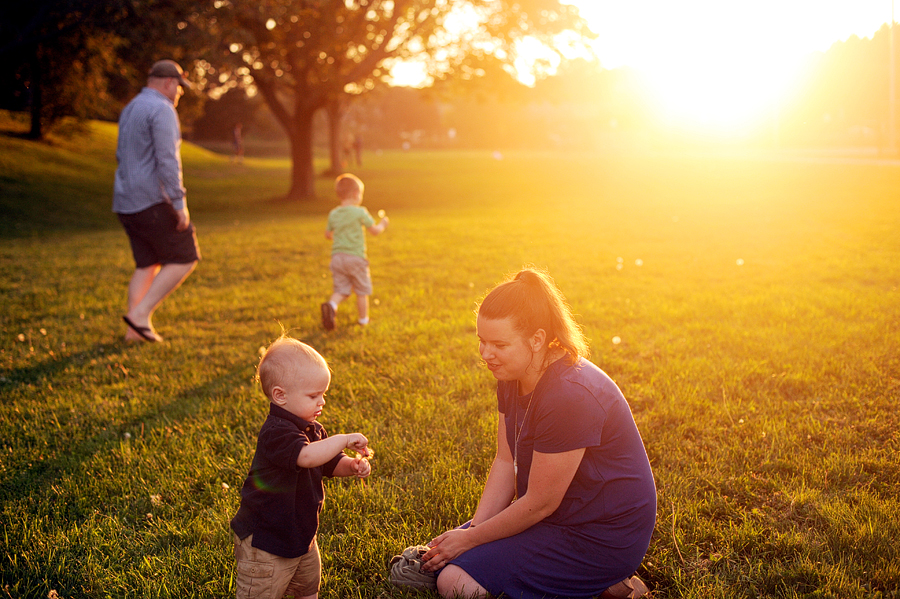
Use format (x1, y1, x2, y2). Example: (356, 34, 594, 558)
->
(616, 264, 623, 271)
(635, 259, 643, 266)
(222, 482, 230, 490)
(373, 298, 381, 305)
(124, 432, 131, 440)
(612, 336, 621, 345)
(736, 258, 745, 266)
(616, 257, 624, 263)
(377, 209, 386, 218)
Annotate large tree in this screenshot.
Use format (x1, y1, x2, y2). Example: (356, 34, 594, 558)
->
(0, 0, 129, 138)
(0, 0, 216, 139)
(198, 0, 594, 199)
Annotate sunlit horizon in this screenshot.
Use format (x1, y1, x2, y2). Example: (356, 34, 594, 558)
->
(387, 1, 898, 136)
(567, 0, 897, 134)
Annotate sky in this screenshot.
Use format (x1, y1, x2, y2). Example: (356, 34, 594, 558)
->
(567, 0, 897, 130)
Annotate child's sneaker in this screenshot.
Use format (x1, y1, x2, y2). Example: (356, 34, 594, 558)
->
(321, 303, 335, 330)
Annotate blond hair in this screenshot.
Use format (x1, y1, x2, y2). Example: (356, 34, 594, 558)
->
(335, 173, 364, 200)
(257, 336, 328, 400)
(478, 267, 589, 363)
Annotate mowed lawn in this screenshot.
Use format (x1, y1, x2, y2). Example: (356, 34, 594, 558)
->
(1, 120, 899, 598)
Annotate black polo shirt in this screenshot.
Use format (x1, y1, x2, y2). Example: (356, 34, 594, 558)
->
(231, 403, 343, 558)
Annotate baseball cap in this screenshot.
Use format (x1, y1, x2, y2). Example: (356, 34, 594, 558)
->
(148, 59, 192, 89)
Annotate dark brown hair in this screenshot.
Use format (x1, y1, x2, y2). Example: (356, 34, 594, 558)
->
(478, 267, 589, 363)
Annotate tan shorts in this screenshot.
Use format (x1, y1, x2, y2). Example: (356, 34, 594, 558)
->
(233, 533, 321, 599)
(330, 253, 372, 296)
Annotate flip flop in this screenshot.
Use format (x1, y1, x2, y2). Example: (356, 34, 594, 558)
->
(123, 316, 161, 342)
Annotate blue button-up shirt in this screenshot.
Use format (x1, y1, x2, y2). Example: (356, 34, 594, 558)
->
(112, 87, 186, 214)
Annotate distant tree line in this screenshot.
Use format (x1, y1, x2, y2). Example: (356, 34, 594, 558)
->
(3, 2, 900, 194)
(1, 0, 594, 200)
(781, 24, 900, 148)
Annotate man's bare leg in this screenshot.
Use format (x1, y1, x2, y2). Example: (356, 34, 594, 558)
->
(124, 261, 196, 341)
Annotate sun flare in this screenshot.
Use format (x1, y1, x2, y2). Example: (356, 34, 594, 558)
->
(567, 0, 894, 134)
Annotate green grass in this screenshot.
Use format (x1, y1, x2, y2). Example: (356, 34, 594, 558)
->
(1, 116, 899, 598)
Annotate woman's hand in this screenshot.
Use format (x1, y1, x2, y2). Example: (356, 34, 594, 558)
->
(421, 529, 474, 572)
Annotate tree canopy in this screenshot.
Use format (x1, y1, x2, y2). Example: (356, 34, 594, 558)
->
(194, 0, 595, 199)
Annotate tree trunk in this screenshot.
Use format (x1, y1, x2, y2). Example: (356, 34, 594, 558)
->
(326, 97, 345, 175)
(287, 108, 317, 200)
(28, 50, 43, 140)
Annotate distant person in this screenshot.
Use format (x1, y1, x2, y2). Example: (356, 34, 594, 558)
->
(421, 268, 656, 599)
(352, 134, 363, 166)
(320, 173, 389, 330)
(231, 336, 372, 599)
(113, 59, 200, 343)
(232, 122, 244, 164)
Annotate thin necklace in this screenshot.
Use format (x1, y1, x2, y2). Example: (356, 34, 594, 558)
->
(513, 385, 537, 478)
(512, 353, 563, 478)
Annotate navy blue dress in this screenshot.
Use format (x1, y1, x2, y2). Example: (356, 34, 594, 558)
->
(450, 358, 656, 599)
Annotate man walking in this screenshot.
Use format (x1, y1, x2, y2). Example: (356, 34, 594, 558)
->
(113, 59, 200, 343)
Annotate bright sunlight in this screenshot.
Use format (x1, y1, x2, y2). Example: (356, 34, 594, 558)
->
(385, 0, 895, 135)
(568, 0, 896, 133)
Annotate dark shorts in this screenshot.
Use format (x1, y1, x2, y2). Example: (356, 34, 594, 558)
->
(117, 202, 201, 268)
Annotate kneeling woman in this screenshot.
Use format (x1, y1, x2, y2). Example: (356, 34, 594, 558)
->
(422, 268, 656, 599)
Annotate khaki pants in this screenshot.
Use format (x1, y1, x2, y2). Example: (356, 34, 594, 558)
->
(233, 533, 321, 599)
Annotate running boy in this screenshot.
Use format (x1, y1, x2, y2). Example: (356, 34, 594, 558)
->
(231, 336, 372, 599)
(321, 173, 389, 330)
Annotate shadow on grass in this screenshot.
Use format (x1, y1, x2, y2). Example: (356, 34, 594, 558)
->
(0, 342, 247, 507)
(0, 342, 124, 401)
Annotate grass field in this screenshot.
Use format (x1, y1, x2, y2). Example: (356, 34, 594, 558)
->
(1, 115, 899, 598)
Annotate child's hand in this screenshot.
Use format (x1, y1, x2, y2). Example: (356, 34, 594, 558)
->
(351, 457, 372, 478)
(345, 433, 370, 457)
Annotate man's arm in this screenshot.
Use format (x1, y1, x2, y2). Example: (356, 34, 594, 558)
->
(175, 206, 190, 231)
(150, 105, 188, 211)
